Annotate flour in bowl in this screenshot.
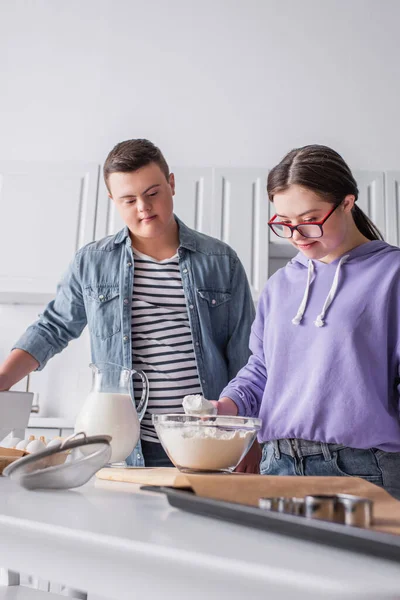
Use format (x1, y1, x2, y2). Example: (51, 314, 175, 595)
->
(159, 423, 254, 471)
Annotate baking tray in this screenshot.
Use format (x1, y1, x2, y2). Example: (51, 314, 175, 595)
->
(142, 485, 400, 564)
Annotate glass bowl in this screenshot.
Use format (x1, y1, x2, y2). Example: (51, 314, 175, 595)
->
(153, 414, 262, 473)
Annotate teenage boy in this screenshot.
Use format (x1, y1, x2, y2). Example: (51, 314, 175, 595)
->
(0, 139, 258, 468)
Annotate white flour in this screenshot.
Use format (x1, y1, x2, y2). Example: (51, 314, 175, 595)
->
(182, 394, 217, 416)
(160, 424, 254, 471)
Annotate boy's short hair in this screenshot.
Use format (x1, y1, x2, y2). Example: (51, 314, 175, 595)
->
(104, 139, 170, 191)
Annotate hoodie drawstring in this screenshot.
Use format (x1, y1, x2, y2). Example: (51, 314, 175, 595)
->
(292, 260, 314, 325)
(314, 254, 349, 327)
(292, 255, 350, 327)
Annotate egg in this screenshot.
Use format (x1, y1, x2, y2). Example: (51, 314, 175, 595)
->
(15, 435, 36, 450)
(46, 438, 62, 449)
(16, 439, 31, 450)
(26, 439, 47, 454)
(1, 436, 22, 449)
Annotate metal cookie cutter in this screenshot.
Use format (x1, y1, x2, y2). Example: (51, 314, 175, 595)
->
(335, 494, 373, 528)
(259, 496, 305, 516)
(290, 497, 305, 516)
(277, 497, 293, 513)
(258, 497, 280, 511)
(304, 495, 336, 521)
(258, 497, 294, 513)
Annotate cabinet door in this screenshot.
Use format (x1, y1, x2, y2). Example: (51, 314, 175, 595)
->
(353, 170, 385, 238)
(213, 169, 269, 301)
(385, 172, 400, 247)
(172, 168, 214, 235)
(95, 168, 213, 238)
(0, 161, 99, 303)
(95, 178, 124, 238)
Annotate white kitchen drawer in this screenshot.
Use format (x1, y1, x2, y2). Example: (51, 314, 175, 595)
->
(61, 429, 74, 438)
(0, 586, 62, 599)
(25, 428, 74, 441)
(25, 428, 60, 441)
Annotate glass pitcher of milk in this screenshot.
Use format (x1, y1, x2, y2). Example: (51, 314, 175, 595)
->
(74, 363, 149, 466)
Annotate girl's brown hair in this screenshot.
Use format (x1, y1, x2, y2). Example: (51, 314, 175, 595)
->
(267, 145, 383, 241)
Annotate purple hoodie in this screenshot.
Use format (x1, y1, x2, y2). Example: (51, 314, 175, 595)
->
(220, 241, 400, 451)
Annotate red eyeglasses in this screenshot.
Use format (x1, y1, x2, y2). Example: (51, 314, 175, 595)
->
(268, 203, 341, 239)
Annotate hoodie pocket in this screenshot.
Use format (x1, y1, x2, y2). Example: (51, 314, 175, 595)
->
(84, 285, 121, 340)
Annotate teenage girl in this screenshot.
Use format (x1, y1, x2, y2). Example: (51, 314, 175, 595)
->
(213, 145, 400, 499)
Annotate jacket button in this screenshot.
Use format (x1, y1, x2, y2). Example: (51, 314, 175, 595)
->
(183, 268, 188, 274)
(123, 335, 129, 342)
(189, 305, 194, 310)
(127, 262, 132, 267)
(211, 299, 216, 305)
(99, 294, 105, 301)
(123, 298, 129, 305)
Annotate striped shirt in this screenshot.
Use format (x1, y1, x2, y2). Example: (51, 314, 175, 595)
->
(131, 248, 202, 442)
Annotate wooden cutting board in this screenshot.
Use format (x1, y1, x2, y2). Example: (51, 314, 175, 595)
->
(96, 467, 400, 535)
(96, 467, 190, 488)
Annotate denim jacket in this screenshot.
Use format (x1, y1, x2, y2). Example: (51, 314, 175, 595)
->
(14, 217, 255, 465)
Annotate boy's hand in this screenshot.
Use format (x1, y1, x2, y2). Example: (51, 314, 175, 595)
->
(0, 373, 10, 391)
(0, 349, 39, 391)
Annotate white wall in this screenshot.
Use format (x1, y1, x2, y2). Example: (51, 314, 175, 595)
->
(1, 0, 399, 170)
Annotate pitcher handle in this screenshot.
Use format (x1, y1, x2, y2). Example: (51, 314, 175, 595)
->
(131, 369, 149, 422)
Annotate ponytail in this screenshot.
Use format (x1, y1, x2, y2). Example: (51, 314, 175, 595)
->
(352, 204, 383, 241)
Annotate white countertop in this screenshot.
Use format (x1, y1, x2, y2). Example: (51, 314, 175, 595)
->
(0, 477, 399, 600)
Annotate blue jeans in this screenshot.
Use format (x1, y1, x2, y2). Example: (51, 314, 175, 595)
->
(260, 439, 400, 500)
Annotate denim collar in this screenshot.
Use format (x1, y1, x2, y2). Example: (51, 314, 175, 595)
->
(113, 215, 196, 252)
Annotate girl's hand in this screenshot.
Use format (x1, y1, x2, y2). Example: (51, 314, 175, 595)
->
(209, 398, 261, 473)
(234, 440, 262, 474)
(210, 397, 239, 416)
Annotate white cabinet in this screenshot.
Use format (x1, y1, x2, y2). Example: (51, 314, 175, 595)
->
(0, 161, 99, 304)
(385, 172, 400, 247)
(213, 169, 269, 300)
(94, 179, 124, 239)
(354, 170, 386, 238)
(172, 168, 214, 235)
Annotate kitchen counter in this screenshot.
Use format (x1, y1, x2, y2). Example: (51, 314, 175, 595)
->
(0, 477, 399, 600)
